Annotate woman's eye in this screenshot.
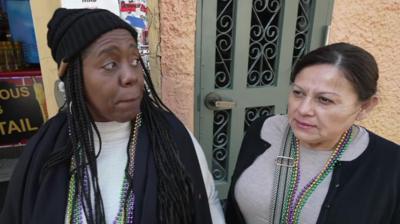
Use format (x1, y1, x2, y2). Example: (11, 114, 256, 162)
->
(103, 62, 116, 71)
(292, 89, 304, 97)
(318, 96, 333, 104)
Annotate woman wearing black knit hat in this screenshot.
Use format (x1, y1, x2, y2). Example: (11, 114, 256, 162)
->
(0, 8, 224, 224)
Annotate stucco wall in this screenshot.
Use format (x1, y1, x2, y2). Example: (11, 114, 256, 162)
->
(159, 0, 197, 131)
(330, 0, 400, 143)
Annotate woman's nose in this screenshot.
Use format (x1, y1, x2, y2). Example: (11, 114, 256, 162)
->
(120, 64, 139, 86)
(297, 98, 314, 115)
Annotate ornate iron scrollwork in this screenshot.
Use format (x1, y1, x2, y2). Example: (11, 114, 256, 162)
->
(212, 110, 231, 181)
(292, 0, 313, 66)
(247, 0, 282, 87)
(244, 106, 275, 132)
(215, 0, 234, 89)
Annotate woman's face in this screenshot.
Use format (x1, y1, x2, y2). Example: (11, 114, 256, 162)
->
(288, 64, 362, 149)
(82, 29, 144, 122)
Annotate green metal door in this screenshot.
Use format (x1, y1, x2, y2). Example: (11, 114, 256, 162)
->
(194, 0, 334, 198)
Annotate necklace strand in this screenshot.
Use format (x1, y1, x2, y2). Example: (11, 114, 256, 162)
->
(66, 113, 142, 224)
(282, 127, 353, 224)
(114, 113, 142, 224)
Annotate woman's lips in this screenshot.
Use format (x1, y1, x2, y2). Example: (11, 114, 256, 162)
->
(294, 119, 316, 130)
(119, 98, 136, 103)
(116, 98, 140, 107)
(117, 95, 140, 103)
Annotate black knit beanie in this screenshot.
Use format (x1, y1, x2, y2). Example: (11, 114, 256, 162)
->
(47, 8, 138, 65)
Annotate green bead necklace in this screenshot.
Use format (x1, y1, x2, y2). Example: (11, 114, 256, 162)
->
(281, 127, 353, 224)
(66, 113, 142, 224)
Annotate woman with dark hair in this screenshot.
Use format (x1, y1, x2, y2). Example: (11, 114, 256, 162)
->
(225, 42, 400, 224)
(0, 8, 224, 224)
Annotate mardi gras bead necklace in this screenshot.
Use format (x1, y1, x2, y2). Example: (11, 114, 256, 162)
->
(282, 127, 353, 224)
(66, 113, 142, 224)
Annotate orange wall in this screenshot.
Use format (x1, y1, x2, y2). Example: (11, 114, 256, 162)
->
(330, 0, 400, 143)
(159, 0, 197, 131)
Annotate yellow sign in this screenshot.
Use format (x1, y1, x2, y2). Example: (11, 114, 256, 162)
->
(0, 76, 47, 146)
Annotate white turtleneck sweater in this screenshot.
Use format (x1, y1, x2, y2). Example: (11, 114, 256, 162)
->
(65, 121, 225, 224)
(93, 121, 131, 223)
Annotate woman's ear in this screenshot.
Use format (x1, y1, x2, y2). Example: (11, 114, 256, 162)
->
(357, 95, 379, 121)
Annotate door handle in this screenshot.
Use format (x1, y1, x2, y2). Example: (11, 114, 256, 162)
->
(204, 92, 236, 110)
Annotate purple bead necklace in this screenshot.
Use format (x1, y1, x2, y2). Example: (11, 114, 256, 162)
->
(66, 113, 142, 224)
(282, 127, 353, 224)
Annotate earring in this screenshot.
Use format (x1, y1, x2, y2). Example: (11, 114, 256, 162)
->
(58, 81, 65, 93)
(144, 81, 151, 95)
(54, 80, 66, 108)
(356, 110, 364, 121)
